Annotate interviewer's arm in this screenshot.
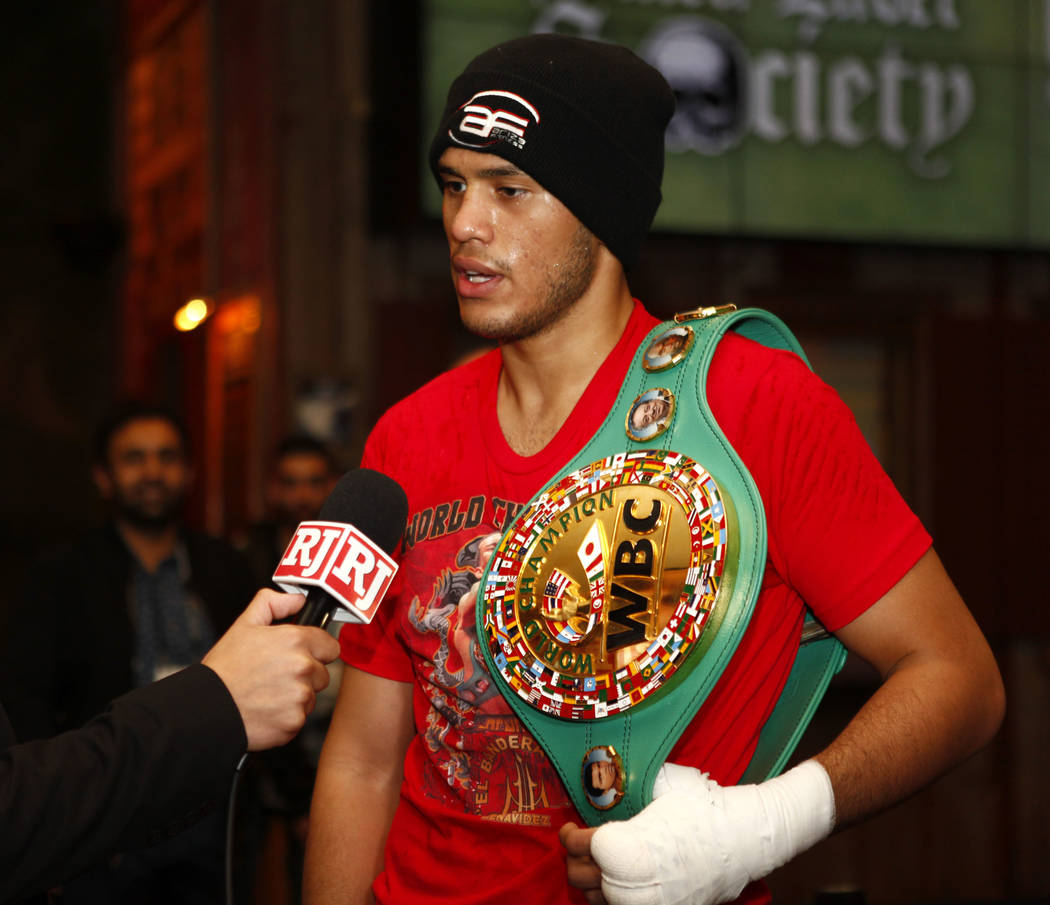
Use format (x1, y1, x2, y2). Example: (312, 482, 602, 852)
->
(303, 666, 414, 905)
(0, 589, 341, 904)
(0, 664, 243, 903)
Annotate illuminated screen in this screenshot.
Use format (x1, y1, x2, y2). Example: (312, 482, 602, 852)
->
(422, 0, 1050, 247)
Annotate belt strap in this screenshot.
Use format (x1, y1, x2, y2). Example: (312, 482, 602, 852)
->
(698, 309, 849, 784)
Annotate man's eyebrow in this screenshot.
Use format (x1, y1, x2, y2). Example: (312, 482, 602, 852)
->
(437, 163, 525, 179)
(479, 165, 524, 178)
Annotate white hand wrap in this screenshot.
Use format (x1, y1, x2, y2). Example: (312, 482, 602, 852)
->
(590, 760, 836, 905)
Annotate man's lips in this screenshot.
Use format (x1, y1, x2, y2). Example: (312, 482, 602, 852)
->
(134, 483, 169, 498)
(452, 257, 504, 298)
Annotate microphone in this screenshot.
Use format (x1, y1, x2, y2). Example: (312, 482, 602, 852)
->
(271, 468, 408, 628)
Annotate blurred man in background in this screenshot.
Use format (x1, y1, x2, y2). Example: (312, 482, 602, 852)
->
(238, 434, 339, 589)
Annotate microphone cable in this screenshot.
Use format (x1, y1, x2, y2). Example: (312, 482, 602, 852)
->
(225, 752, 249, 905)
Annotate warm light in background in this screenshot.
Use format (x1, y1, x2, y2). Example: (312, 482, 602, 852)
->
(215, 294, 262, 334)
(174, 297, 212, 331)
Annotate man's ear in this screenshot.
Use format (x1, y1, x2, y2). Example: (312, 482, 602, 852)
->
(92, 464, 113, 499)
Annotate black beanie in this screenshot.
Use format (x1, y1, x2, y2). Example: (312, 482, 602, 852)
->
(429, 34, 675, 271)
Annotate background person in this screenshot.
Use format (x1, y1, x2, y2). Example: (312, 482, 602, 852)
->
(238, 434, 340, 589)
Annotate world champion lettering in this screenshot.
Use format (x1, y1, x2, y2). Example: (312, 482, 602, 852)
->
(273, 519, 398, 624)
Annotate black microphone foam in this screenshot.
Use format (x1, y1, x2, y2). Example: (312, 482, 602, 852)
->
(295, 468, 408, 627)
(318, 468, 408, 553)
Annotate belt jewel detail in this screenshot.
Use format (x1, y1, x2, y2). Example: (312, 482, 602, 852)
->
(626, 388, 676, 442)
(582, 745, 625, 810)
(481, 450, 729, 722)
(642, 324, 695, 372)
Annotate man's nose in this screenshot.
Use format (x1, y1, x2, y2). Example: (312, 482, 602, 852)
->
(142, 454, 167, 478)
(447, 189, 493, 244)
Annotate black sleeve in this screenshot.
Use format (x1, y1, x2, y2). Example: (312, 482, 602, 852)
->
(0, 664, 247, 903)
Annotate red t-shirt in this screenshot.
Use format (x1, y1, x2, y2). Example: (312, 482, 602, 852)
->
(342, 300, 930, 904)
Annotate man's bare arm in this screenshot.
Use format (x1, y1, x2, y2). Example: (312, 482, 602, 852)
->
(303, 665, 414, 905)
(816, 546, 1005, 825)
(565, 547, 1005, 904)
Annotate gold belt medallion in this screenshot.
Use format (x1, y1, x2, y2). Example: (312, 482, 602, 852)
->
(481, 450, 729, 721)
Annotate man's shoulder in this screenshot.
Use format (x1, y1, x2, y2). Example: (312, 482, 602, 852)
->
(182, 531, 256, 618)
(362, 350, 498, 486)
(372, 350, 497, 434)
(707, 328, 836, 450)
(709, 329, 817, 402)
(713, 328, 810, 375)
(21, 527, 131, 617)
(183, 529, 252, 569)
(32, 523, 128, 572)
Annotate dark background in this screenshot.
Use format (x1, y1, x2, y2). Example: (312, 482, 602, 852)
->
(0, 2, 1047, 903)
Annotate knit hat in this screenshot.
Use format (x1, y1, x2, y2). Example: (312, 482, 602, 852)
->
(429, 34, 675, 271)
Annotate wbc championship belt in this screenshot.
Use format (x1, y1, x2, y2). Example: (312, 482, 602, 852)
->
(477, 305, 847, 826)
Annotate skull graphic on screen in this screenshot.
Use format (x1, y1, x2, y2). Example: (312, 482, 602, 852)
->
(642, 17, 748, 155)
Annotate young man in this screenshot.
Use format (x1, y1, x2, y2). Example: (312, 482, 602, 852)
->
(303, 35, 1004, 905)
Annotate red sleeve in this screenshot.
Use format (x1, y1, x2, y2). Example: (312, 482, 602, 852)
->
(338, 417, 414, 682)
(712, 334, 931, 631)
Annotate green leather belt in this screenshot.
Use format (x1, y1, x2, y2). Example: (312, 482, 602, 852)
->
(477, 306, 846, 825)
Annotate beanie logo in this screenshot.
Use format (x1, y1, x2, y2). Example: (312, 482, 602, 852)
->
(450, 90, 541, 151)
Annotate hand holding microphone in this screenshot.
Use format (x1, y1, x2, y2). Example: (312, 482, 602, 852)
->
(206, 468, 408, 751)
(202, 589, 341, 751)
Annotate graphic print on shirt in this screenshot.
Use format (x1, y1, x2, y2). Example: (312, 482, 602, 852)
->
(405, 525, 570, 824)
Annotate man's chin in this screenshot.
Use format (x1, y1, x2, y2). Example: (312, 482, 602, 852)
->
(277, 510, 320, 530)
(458, 307, 523, 343)
(458, 301, 499, 339)
(116, 504, 182, 532)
